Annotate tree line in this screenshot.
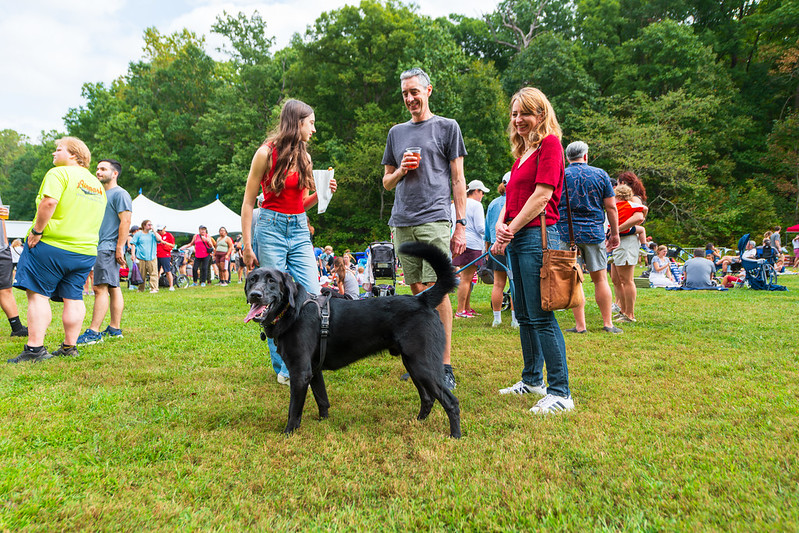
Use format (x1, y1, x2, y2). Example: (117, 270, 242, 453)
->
(1, 0, 797, 249)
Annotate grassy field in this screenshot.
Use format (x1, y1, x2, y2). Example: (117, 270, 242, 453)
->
(1, 272, 797, 531)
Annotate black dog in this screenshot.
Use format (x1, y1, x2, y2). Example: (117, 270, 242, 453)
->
(245, 242, 461, 438)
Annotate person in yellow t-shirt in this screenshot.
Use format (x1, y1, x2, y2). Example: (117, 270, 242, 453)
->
(8, 137, 107, 364)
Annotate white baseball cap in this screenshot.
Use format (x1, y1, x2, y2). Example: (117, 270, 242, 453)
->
(467, 179, 489, 193)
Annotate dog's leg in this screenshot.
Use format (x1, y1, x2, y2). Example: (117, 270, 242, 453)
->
(404, 357, 461, 439)
(309, 371, 330, 420)
(285, 372, 312, 435)
(436, 387, 462, 439)
(404, 369, 435, 420)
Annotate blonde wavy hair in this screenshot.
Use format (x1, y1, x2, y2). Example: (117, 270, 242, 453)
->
(56, 136, 91, 169)
(508, 87, 562, 159)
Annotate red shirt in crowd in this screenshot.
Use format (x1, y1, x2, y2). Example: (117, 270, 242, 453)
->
(157, 230, 175, 258)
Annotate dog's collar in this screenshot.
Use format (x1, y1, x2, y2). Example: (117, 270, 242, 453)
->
(270, 306, 288, 325)
(264, 301, 289, 326)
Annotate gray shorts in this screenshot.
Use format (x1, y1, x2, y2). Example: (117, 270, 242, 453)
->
(0, 247, 13, 289)
(561, 241, 607, 272)
(93, 250, 121, 287)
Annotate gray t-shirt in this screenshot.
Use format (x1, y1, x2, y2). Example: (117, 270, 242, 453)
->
(769, 232, 780, 250)
(683, 257, 716, 288)
(98, 186, 133, 251)
(382, 115, 467, 227)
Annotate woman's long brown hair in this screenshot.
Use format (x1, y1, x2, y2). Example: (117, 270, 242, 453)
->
(263, 99, 315, 195)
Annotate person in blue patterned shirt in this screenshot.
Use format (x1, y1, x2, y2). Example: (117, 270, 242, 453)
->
(557, 141, 622, 334)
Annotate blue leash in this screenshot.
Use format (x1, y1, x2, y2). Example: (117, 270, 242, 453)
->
(417, 249, 515, 300)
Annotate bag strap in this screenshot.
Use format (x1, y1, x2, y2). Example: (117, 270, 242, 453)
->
(537, 148, 575, 251)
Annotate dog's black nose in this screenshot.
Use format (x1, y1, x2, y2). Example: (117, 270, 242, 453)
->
(248, 289, 264, 301)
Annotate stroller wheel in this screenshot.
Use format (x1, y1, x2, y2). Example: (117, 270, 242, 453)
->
(501, 291, 511, 311)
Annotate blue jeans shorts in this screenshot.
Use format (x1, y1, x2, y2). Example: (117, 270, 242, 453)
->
(14, 241, 96, 301)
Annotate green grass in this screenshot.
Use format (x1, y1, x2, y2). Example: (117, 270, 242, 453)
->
(1, 274, 798, 531)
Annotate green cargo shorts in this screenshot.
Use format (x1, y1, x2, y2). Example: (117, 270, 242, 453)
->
(392, 221, 452, 285)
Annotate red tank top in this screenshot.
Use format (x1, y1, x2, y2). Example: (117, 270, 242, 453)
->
(261, 143, 305, 214)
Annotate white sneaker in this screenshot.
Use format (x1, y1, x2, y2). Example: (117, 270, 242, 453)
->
(511, 320, 520, 329)
(499, 380, 546, 396)
(276, 374, 290, 386)
(530, 394, 575, 414)
(491, 319, 501, 328)
(149, 289, 159, 293)
(611, 303, 621, 314)
(169, 286, 175, 291)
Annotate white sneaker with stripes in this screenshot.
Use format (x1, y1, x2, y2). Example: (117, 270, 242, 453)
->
(499, 380, 546, 396)
(529, 394, 575, 414)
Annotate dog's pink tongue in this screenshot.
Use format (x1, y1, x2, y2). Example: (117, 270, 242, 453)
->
(244, 303, 267, 323)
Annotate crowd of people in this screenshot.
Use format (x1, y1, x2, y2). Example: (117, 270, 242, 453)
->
(5, 69, 794, 418)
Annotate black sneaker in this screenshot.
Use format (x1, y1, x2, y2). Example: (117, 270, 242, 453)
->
(10, 326, 28, 338)
(443, 366, 457, 391)
(51, 344, 80, 357)
(7, 345, 51, 364)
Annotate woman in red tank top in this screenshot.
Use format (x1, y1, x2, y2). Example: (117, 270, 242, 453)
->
(239, 99, 337, 383)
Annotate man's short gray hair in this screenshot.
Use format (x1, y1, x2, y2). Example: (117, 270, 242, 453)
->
(565, 141, 589, 162)
(400, 68, 431, 88)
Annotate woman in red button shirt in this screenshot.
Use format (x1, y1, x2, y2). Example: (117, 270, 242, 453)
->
(492, 87, 574, 414)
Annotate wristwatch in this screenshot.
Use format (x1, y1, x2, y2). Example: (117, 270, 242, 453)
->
(455, 219, 467, 227)
(30, 228, 43, 236)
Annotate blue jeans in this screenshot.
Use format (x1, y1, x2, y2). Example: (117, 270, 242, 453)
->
(508, 226, 570, 398)
(255, 208, 321, 377)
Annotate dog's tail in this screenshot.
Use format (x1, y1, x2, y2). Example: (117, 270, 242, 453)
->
(398, 242, 457, 308)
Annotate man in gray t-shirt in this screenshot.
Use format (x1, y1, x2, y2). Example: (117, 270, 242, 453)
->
(683, 248, 717, 288)
(381, 67, 467, 391)
(0, 194, 28, 337)
(76, 159, 132, 345)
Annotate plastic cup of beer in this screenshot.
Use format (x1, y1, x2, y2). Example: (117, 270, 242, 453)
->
(0, 205, 8, 220)
(404, 147, 421, 170)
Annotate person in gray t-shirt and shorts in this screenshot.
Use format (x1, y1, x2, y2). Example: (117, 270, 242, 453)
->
(382, 67, 467, 391)
(0, 195, 28, 337)
(76, 159, 132, 345)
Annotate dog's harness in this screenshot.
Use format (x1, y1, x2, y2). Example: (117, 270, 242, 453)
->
(301, 293, 332, 370)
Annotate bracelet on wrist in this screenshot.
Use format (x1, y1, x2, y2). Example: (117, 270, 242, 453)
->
(30, 228, 43, 236)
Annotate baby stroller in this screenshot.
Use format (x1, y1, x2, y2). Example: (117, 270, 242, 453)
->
(368, 241, 397, 297)
(738, 233, 786, 291)
(159, 250, 191, 289)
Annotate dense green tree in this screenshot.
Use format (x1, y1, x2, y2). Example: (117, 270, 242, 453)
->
(65, 28, 220, 208)
(762, 111, 799, 221)
(1, 131, 62, 221)
(501, 32, 600, 127)
(438, 14, 514, 71)
(0, 129, 28, 191)
(195, 11, 285, 210)
(570, 91, 744, 243)
(610, 20, 733, 98)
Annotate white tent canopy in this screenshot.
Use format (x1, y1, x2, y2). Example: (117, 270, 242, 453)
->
(131, 194, 241, 235)
(3, 194, 242, 239)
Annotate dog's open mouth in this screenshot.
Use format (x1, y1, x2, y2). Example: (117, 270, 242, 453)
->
(245, 303, 269, 323)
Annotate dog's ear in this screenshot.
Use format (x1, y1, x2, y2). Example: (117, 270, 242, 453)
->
(282, 272, 299, 308)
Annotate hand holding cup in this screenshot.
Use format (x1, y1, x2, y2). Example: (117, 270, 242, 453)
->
(402, 147, 421, 171)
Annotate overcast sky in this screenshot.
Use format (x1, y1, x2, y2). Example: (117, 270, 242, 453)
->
(0, 0, 499, 141)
